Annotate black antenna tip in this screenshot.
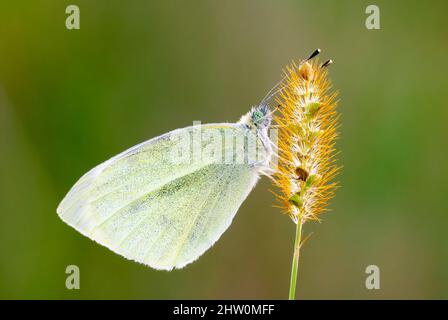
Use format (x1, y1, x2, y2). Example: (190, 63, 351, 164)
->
(321, 59, 333, 68)
(306, 48, 321, 61)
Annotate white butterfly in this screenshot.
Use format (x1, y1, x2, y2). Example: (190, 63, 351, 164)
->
(57, 105, 273, 270)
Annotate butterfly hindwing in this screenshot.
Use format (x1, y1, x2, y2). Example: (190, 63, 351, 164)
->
(57, 124, 267, 270)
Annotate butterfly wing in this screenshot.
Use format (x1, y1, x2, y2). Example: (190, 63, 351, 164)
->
(57, 124, 269, 270)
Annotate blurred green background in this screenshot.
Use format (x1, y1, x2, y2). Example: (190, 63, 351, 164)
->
(1, 0, 447, 299)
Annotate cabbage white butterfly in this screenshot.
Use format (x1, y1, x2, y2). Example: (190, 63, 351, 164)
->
(57, 105, 273, 270)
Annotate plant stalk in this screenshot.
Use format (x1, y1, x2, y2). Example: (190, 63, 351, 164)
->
(288, 218, 303, 300)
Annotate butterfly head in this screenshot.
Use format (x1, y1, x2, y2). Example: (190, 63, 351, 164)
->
(240, 104, 272, 131)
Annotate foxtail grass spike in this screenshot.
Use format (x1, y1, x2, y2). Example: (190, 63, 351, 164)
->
(272, 53, 340, 299)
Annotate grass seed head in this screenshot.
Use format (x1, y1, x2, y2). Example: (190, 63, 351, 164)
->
(273, 55, 340, 224)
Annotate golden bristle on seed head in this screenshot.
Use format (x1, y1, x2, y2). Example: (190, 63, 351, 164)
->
(273, 56, 340, 224)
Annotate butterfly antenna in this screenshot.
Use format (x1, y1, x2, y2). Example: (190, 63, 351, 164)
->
(260, 75, 288, 105)
(260, 49, 322, 105)
(305, 48, 321, 62)
(262, 104, 279, 119)
(321, 59, 333, 68)
(261, 83, 290, 105)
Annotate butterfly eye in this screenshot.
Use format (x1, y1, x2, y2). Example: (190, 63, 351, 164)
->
(252, 110, 264, 124)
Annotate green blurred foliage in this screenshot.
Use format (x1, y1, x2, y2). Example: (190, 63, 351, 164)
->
(0, 0, 447, 299)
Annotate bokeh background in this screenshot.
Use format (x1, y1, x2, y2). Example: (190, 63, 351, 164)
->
(1, 0, 447, 299)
